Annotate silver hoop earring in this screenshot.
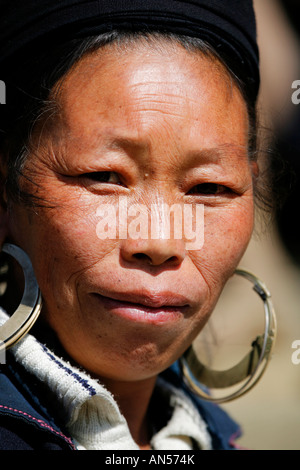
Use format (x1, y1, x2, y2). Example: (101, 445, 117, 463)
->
(0, 243, 42, 351)
(179, 269, 277, 404)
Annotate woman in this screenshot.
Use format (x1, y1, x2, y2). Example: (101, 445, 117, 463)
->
(0, 0, 275, 450)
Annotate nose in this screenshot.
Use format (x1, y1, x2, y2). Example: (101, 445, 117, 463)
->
(120, 238, 186, 267)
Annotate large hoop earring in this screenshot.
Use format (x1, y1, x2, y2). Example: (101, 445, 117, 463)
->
(179, 269, 277, 404)
(0, 243, 42, 351)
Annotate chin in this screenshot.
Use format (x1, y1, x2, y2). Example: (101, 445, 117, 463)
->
(69, 339, 180, 384)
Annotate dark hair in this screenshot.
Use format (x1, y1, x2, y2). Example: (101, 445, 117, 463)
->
(0, 30, 270, 211)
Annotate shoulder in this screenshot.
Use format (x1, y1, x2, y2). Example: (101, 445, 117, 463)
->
(160, 362, 242, 450)
(0, 360, 75, 450)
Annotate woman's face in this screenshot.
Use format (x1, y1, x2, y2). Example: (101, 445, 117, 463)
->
(7, 41, 255, 382)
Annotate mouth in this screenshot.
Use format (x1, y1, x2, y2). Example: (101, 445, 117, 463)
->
(90, 290, 191, 324)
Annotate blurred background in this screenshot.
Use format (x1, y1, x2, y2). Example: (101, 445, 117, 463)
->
(195, 0, 300, 450)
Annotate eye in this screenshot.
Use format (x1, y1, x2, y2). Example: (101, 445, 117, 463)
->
(80, 171, 123, 185)
(187, 183, 230, 196)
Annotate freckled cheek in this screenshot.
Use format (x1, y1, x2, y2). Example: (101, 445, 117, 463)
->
(192, 204, 254, 282)
(19, 202, 119, 292)
(48, 208, 118, 260)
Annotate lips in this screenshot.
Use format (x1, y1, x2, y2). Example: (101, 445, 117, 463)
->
(92, 289, 190, 309)
(90, 289, 191, 324)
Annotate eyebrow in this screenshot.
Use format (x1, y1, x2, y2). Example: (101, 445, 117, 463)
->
(107, 134, 247, 156)
(107, 136, 148, 155)
(186, 143, 249, 165)
(87, 129, 249, 171)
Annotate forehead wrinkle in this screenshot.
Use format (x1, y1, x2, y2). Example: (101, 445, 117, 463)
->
(126, 99, 189, 121)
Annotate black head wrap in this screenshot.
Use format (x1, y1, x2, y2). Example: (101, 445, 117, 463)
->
(0, 0, 259, 99)
(0, 0, 260, 156)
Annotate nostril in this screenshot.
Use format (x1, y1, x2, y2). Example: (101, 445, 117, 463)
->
(133, 253, 152, 262)
(166, 256, 178, 264)
(120, 239, 186, 267)
(133, 253, 179, 266)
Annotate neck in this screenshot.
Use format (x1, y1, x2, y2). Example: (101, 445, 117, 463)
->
(100, 375, 157, 449)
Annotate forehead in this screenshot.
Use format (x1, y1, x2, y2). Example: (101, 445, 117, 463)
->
(50, 40, 248, 153)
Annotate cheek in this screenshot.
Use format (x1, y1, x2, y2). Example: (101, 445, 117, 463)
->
(191, 199, 254, 291)
(9, 196, 118, 294)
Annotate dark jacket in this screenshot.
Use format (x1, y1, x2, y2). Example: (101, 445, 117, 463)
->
(0, 355, 241, 451)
